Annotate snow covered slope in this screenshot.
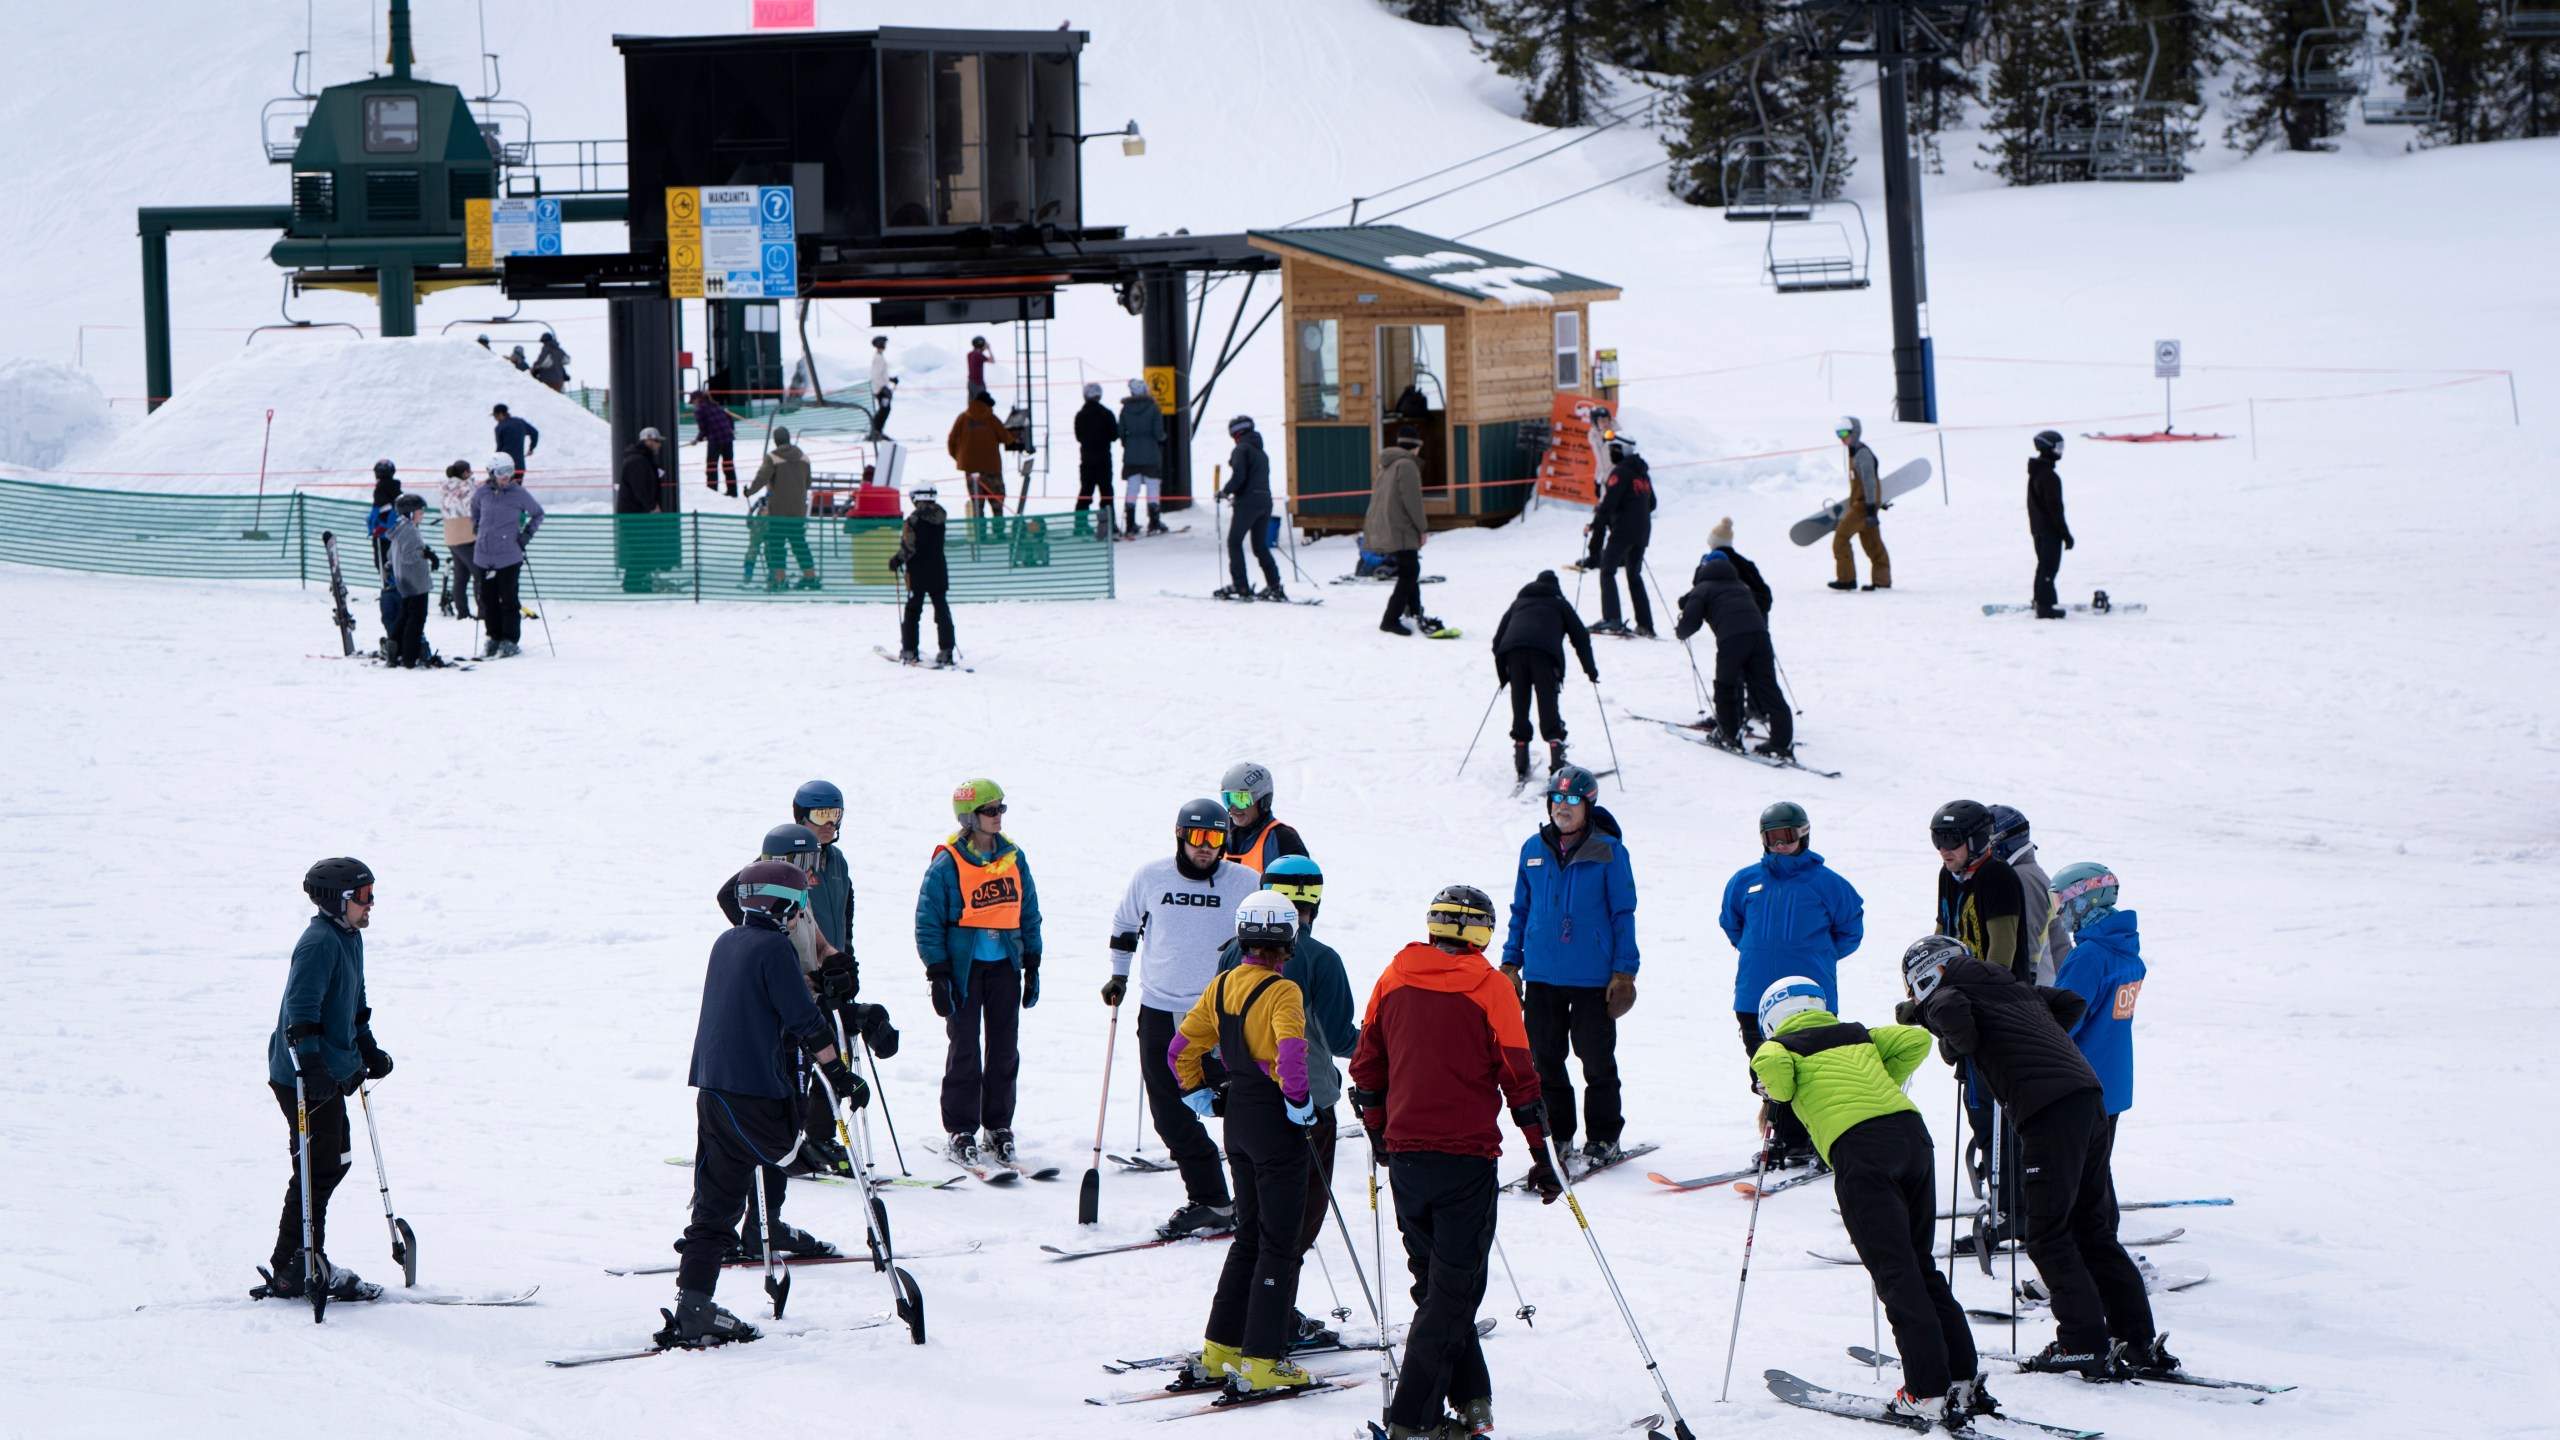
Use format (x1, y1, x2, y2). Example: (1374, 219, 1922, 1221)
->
(2, 3, 2555, 1439)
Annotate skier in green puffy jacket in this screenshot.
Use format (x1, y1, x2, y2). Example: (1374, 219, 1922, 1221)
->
(1750, 977, 1991, 1429)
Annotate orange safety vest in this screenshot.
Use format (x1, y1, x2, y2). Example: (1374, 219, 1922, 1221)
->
(937, 838, 1024, 929)
(1231, 819, 1289, 874)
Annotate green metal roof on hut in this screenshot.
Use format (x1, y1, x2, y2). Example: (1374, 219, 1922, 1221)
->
(1246, 226, 1619, 307)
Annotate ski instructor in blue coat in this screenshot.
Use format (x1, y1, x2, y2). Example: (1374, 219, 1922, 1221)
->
(1719, 801, 1865, 1167)
(1499, 763, 1640, 1169)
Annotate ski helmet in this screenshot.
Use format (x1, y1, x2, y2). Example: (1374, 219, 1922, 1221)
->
(303, 856, 375, 917)
(1083, 381, 1104, 400)
(1836, 416, 1862, 443)
(373, 459, 397, 481)
(910, 484, 938, 505)
(1757, 975, 1829, 1034)
(1227, 414, 1255, 436)
(872, 334, 889, 349)
(793, 779, 844, 825)
(1903, 935, 1972, 1001)
(1759, 800, 1810, 851)
(1176, 797, 1230, 851)
(1986, 804, 2031, 862)
(1128, 378, 1150, 398)
(487, 453, 516, 480)
(1424, 883, 1498, 952)
(394, 492, 427, 516)
(1234, 888, 1300, 954)
(1263, 853, 1324, 911)
(772, 426, 792, 445)
(1929, 800, 1994, 861)
(1545, 764, 1600, 808)
(2050, 862, 2120, 934)
(952, 778, 1005, 821)
(2034, 430, 2065, 455)
(735, 860, 810, 923)
(1220, 761, 1275, 817)
(761, 822, 823, 876)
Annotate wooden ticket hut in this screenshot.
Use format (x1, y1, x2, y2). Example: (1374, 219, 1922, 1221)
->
(1245, 226, 1618, 534)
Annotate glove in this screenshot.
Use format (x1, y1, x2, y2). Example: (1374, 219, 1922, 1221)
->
(1101, 974, 1128, 1007)
(851, 1001, 901, 1060)
(1285, 1095, 1316, 1127)
(292, 1046, 334, 1099)
(427, 550, 440, 571)
(926, 963, 954, 1019)
(1500, 962, 1524, 1000)
(358, 1032, 395, 1081)
(2063, 536, 2076, 551)
(1606, 973, 1637, 1020)
(1021, 958, 1041, 1009)
(1523, 1153, 1564, 1204)
(816, 962, 859, 1008)
(1877, 500, 1892, 512)
(1181, 1088, 1219, 1120)
(1585, 667, 1600, 684)
(1894, 998, 1920, 1026)
(819, 1054, 870, 1110)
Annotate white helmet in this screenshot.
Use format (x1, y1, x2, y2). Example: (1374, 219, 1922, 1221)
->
(1757, 976, 1828, 1034)
(1234, 888, 1300, 952)
(1836, 416, 1862, 443)
(487, 454, 517, 479)
(909, 484, 937, 505)
(1083, 381, 1104, 400)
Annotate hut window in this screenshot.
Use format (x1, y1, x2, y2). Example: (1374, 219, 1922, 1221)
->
(932, 53, 986, 226)
(364, 95, 420, 154)
(1296, 319, 1340, 421)
(1554, 311, 1581, 389)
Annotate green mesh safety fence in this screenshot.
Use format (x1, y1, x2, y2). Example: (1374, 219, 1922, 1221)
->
(0, 477, 1114, 603)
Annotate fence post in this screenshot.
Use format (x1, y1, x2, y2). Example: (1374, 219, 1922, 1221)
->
(691, 512, 701, 604)
(296, 493, 308, 587)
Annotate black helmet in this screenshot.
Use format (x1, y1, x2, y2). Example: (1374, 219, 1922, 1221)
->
(1986, 804, 2031, 861)
(1903, 935, 1971, 1001)
(1545, 764, 1600, 807)
(303, 856, 375, 916)
(372, 459, 396, 480)
(761, 822, 823, 874)
(1176, 797, 1230, 851)
(1929, 800, 1995, 860)
(394, 492, 427, 516)
(736, 860, 810, 924)
(2034, 430, 2065, 454)
(1425, 884, 1498, 951)
(1759, 800, 1809, 850)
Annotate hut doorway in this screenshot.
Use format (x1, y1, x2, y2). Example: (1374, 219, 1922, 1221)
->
(1377, 323, 1449, 498)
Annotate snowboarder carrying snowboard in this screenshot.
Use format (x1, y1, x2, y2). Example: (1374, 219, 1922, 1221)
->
(663, 862, 867, 1350)
(1899, 936, 2177, 1382)
(1749, 976, 1987, 1427)
(1349, 885, 1562, 1440)
(918, 779, 1043, 1172)
(1674, 553, 1795, 758)
(1828, 416, 1892, 592)
(1367, 426, 1433, 636)
(1170, 891, 1320, 1396)
(254, 857, 393, 1305)
(1104, 799, 1265, 1237)
(1718, 802, 1865, 1168)
(891, 484, 957, 667)
(1499, 765, 1640, 1169)
(2027, 430, 2074, 620)
(1587, 435, 1655, 637)
(1490, 569, 1599, 780)
(1219, 761, 1310, 874)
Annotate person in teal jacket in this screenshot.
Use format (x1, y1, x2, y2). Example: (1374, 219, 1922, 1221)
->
(1499, 764, 1639, 1166)
(256, 857, 394, 1304)
(1719, 800, 1864, 1165)
(915, 779, 1043, 1169)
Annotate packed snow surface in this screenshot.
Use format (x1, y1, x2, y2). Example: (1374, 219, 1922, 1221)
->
(4, 2, 2557, 1438)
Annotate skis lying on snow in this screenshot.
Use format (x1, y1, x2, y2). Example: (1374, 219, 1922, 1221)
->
(1981, 602, 2146, 617)
(548, 1313, 897, 1367)
(1158, 1378, 1363, 1419)
(1768, 1370, 2014, 1436)
(1089, 1362, 1367, 1405)
(995, 1157, 1064, 1181)
(1104, 1317, 1495, 1375)
(1738, 1167, 1834, 1199)
(873, 645, 973, 673)
(1808, 1229, 2184, 1265)
(1330, 571, 1445, 585)
(1634, 715, 1843, 778)
(1963, 1261, 2209, 1322)
(1805, 1363, 2103, 1438)
(151, 1283, 536, 1311)
(1931, 1198, 2228, 1220)
(1109, 1153, 1182, 1174)
(1648, 1164, 1764, 1192)
(1158, 589, 1325, 607)
(1504, 1143, 1656, 1192)
(1043, 1232, 1233, 1263)
(664, 1156, 965, 1192)
(603, 1242, 980, 1277)
(1853, 1346, 2291, 1398)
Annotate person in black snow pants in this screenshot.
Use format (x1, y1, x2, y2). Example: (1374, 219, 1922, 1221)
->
(1218, 415, 1286, 602)
(2028, 430, 2074, 619)
(1491, 570, 1599, 781)
(1588, 435, 1655, 637)
(1675, 554, 1795, 758)
(1073, 382, 1119, 536)
(659, 861, 869, 1351)
(694, 389, 739, 496)
(384, 494, 439, 667)
(892, 484, 957, 666)
(490, 404, 538, 478)
(366, 462, 401, 653)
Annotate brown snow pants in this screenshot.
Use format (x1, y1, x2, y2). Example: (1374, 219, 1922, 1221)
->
(1833, 497, 1891, 587)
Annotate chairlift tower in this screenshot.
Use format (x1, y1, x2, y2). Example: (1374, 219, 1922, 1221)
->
(1786, 0, 1982, 423)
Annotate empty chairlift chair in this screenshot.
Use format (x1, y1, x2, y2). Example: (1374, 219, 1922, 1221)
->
(2293, 1, 2376, 101)
(1721, 135, 1820, 222)
(2506, 0, 2560, 37)
(2360, 45, 2443, 124)
(1764, 201, 1870, 293)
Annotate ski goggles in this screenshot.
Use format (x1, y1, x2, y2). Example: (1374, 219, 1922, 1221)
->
(973, 803, 1008, 817)
(1221, 789, 1258, 812)
(1835, 427, 1856, 440)
(1762, 826, 1805, 848)
(2053, 871, 2118, 907)
(1178, 827, 1227, 850)
(348, 888, 377, 907)
(1546, 791, 1587, 807)
(804, 807, 844, 828)
(1265, 878, 1323, 906)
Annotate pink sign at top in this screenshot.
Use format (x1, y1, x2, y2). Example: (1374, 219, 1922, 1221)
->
(752, 0, 816, 28)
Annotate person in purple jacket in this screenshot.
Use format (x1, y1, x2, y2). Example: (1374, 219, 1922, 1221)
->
(467, 456, 543, 658)
(693, 389, 739, 497)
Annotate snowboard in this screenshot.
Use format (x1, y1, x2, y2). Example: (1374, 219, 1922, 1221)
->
(1161, 589, 1323, 607)
(1331, 571, 1445, 585)
(874, 644, 973, 673)
(1789, 458, 1932, 546)
(1982, 597, 2145, 616)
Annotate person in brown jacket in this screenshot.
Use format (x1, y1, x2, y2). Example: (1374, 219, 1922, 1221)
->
(947, 393, 1009, 528)
(1365, 426, 1432, 635)
(747, 426, 817, 590)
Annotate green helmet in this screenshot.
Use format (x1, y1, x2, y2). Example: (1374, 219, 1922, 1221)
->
(1759, 800, 1809, 850)
(2050, 862, 2121, 935)
(952, 777, 1006, 821)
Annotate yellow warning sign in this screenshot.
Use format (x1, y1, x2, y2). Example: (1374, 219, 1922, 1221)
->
(1143, 366, 1177, 416)
(464, 198, 493, 270)
(666, 187, 704, 299)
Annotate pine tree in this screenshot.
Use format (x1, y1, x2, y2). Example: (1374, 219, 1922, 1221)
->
(1383, 0, 1480, 24)
(1600, 0, 1687, 71)
(1481, 0, 1620, 126)
(2385, 0, 2502, 140)
(2224, 0, 2365, 151)
(1977, 0, 2088, 181)
(1658, 0, 1855, 205)
(2489, 18, 2560, 136)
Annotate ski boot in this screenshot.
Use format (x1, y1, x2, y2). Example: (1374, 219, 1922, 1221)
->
(1121, 502, 1139, 538)
(795, 570, 822, 591)
(1158, 1201, 1237, 1240)
(253, 1257, 381, 1303)
(1210, 585, 1248, 602)
(1883, 1387, 1946, 1428)
(1633, 624, 1656, 639)
(791, 1128, 853, 1178)
(1380, 617, 1413, 635)
(1951, 1373, 2003, 1419)
(933, 648, 955, 669)
(1826, 580, 1859, 592)
(945, 1132, 983, 1169)
(482, 636, 501, 658)
(2115, 1333, 2181, 1379)
(1547, 740, 1569, 774)
(1292, 1310, 1341, 1350)
(1588, 619, 1632, 637)
(897, 647, 921, 664)
(1256, 583, 1288, 603)
(1456, 1396, 1496, 1436)
(1227, 1355, 1315, 1395)
(1178, 1338, 1243, 1391)
(1512, 742, 1531, 782)
(983, 1128, 1019, 1167)
(2020, 1340, 2122, 1380)
(656, 1287, 761, 1349)
(1147, 503, 1168, 535)
(725, 484, 739, 498)
(496, 640, 522, 658)
(1752, 738, 1793, 759)
(766, 570, 788, 591)
(1581, 1138, 1624, 1171)
(1382, 1423, 1459, 1440)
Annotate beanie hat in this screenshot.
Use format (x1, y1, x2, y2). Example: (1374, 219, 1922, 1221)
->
(1709, 516, 1734, 549)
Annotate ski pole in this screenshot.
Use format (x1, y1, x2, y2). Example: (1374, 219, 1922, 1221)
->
(1312, 1243, 1349, 1325)
(1586, 676, 1626, 791)
(1718, 1121, 1774, 1402)
(1454, 680, 1503, 779)
(1134, 1073, 1148, 1158)
(818, 1062, 925, 1344)
(356, 1081, 417, 1287)
(1492, 1232, 1536, 1328)
(1366, 1132, 1398, 1429)
(864, 1035, 908, 1176)
(1542, 1130, 1695, 1438)
(1680, 636, 1711, 718)
(1947, 1069, 1964, 1294)
(1081, 1002, 1122, 1226)
(521, 554, 556, 656)
(294, 1073, 325, 1324)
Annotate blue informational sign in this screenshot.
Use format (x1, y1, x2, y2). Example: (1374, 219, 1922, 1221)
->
(698, 185, 798, 299)
(491, 197, 563, 258)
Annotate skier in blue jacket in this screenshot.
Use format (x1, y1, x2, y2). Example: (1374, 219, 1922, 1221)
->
(1718, 801, 1864, 1165)
(2048, 863, 2141, 1117)
(915, 778, 1044, 1170)
(1500, 763, 1640, 1168)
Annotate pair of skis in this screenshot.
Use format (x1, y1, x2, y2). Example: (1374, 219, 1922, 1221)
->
(1843, 1345, 2294, 1398)
(1634, 715, 1843, 778)
(1501, 1141, 1657, 1192)
(1805, 1227, 2184, 1266)
(1041, 1229, 1235, 1263)
(661, 1155, 965, 1192)
(1100, 1317, 1492, 1376)
(1646, 1162, 1832, 1198)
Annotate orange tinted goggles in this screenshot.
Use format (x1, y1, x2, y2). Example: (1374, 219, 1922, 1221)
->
(1179, 827, 1227, 849)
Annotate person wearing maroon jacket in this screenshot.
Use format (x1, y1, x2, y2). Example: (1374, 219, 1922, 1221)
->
(1349, 884, 1562, 1440)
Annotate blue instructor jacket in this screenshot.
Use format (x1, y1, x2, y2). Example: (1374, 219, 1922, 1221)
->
(1501, 808, 1639, 987)
(1718, 848, 1864, 1013)
(2054, 907, 2144, 1115)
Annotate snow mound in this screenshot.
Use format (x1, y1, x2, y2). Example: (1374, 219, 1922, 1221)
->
(0, 359, 115, 470)
(57, 337, 613, 510)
